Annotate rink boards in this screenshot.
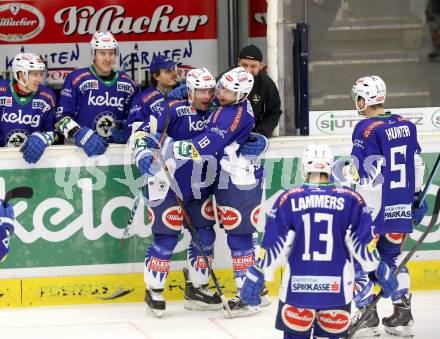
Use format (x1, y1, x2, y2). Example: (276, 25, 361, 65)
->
(1, 133, 440, 307)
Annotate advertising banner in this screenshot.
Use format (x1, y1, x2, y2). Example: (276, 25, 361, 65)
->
(0, 1, 218, 85)
(310, 107, 440, 135)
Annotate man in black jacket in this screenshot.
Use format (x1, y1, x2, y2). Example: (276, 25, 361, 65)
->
(237, 45, 282, 137)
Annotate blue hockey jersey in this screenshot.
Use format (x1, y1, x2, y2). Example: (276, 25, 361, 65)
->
(0, 80, 56, 147)
(351, 113, 421, 234)
(56, 66, 137, 141)
(260, 184, 379, 308)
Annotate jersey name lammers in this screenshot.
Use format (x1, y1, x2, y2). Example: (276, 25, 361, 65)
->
(291, 195, 345, 212)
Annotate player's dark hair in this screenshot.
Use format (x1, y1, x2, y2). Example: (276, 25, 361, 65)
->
(150, 70, 160, 87)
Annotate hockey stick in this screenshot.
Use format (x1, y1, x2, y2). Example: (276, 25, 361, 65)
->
(119, 102, 168, 248)
(149, 115, 233, 318)
(347, 154, 440, 338)
(4, 186, 33, 205)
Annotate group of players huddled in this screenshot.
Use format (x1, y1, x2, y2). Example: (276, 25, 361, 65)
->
(0, 31, 429, 338)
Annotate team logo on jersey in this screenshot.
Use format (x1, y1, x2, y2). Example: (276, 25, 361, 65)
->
(32, 99, 51, 113)
(147, 257, 170, 273)
(0, 96, 12, 106)
(384, 204, 411, 220)
(162, 206, 183, 231)
(385, 233, 404, 244)
(316, 309, 350, 334)
(281, 304, 315, 332)
(1, 109, 41, 127)
(5, 129, 28, 147)
(218, 206, 241, 230)
(79, 80, 99, 93)
(291, 275, 341, 293)
(87, 91, 125, 111)
(250, 206, 260, 227)
(94, 112, 115, 138)
(116, 82, 133, 94)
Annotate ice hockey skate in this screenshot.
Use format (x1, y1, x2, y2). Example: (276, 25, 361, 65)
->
(183, 268, 222, 311)
(348, 303, 380, 337)
(382, 294, 414, 338)
(145, 287, 166, 318)
(224, 295, 260, 318)
(259, 285, 271, 307)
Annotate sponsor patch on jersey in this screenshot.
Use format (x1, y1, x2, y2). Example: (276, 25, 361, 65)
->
(316, 309, 350, 334)
(117, 82, 133, 94)
(218, 206, 241, 230)
(130, 104, 141, 113)
(281, 304, 315, 332)
(0, 86, 7, 92)
(210, 126, 228, 138)
(1, 109, 41, 127)
(229, 106, 243, 132)
(0, 96, 12, 106)
(79, 80, 99, 93)
(149, 98, 164, 113)
(148, 257, 170, 273)
(363, 120, 385, 138)
(196, 255, 213, 269)
(60, 88, 72, 98)
(191, 144, 202, 161)
(201, 199, 215, 221)
(176, 106, 194, 117)
(384, 204, 412, 220)
(333, 187, 364, 205)
(278, 188, 304, 208)
(250, 206, 260, 227)
(232, 254, 254, 271)
(88, 91, 125, 111)
(161, 206, 183, 231)
(291, 275, 341, 294)
(142, 90, 160, 103)
(32, 99, 51, 113)
(94, 112, 115, 138)
(385, 232, 404, 244)
(39, 91, 56, 107)
(72, 71, 91, 86)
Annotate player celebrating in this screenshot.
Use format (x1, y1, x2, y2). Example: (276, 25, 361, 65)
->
(239, 143, 398, 339)
(132, 68, 220, 316)
(347, 75, 428, 337)
(0, 52, 56, 164)
(55, 31, 137, 156)
(144, 67, 271, 317)
(125, 55, 178, 140)
(0, 199, 15, 262)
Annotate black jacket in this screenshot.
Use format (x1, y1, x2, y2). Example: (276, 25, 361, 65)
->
(248, 72, 283, 137)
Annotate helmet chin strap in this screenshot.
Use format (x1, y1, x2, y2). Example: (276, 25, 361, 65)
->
(355, 100, 368, 116)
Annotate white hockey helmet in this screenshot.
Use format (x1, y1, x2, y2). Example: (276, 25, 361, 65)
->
(186, 68, 216, 104)
(351, 75, 386, 112)
(301, 143, 333, 179)
(12, 52, 45, 88)
(90, 31, 119, 58)
(218, 66, 254, 104)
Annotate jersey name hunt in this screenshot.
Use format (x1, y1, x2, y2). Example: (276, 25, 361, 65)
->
(291, 195, 345, 212)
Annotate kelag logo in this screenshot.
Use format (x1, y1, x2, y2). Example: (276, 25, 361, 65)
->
(0, 3, 45, 42)
(315, 111, 362, 134)
(431, 109, 440, 129)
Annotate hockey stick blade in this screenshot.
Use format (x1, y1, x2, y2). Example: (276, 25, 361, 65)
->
(347, 187, 440, 338)
(4, 186, 33, 204)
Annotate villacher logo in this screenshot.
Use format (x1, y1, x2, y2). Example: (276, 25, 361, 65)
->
(0, 3, 45, 42)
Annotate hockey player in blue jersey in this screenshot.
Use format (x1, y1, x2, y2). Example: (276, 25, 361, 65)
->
(0, 52, 56, 164)
(239, 143, 398, 339)
(0, 200, 15, 262)
(55, 31, 137, 157)
(132, 68, 220, 317)
(143, 67, 272, 317)
(125, 55, 178, 140)
(346, 75, 428, 337)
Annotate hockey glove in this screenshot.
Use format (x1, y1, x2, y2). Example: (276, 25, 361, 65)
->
(0, 200, 15, 262)
(240, 133, 269, 158)
(21, 132, 55, 164)
(412, 191, 428, 225)
(74, 127, 108, 157)
(240, 264, 265, 306)
(111, 120, 129, 144)
(375, 261, 398, 298)
(168, 83, 188, 100)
